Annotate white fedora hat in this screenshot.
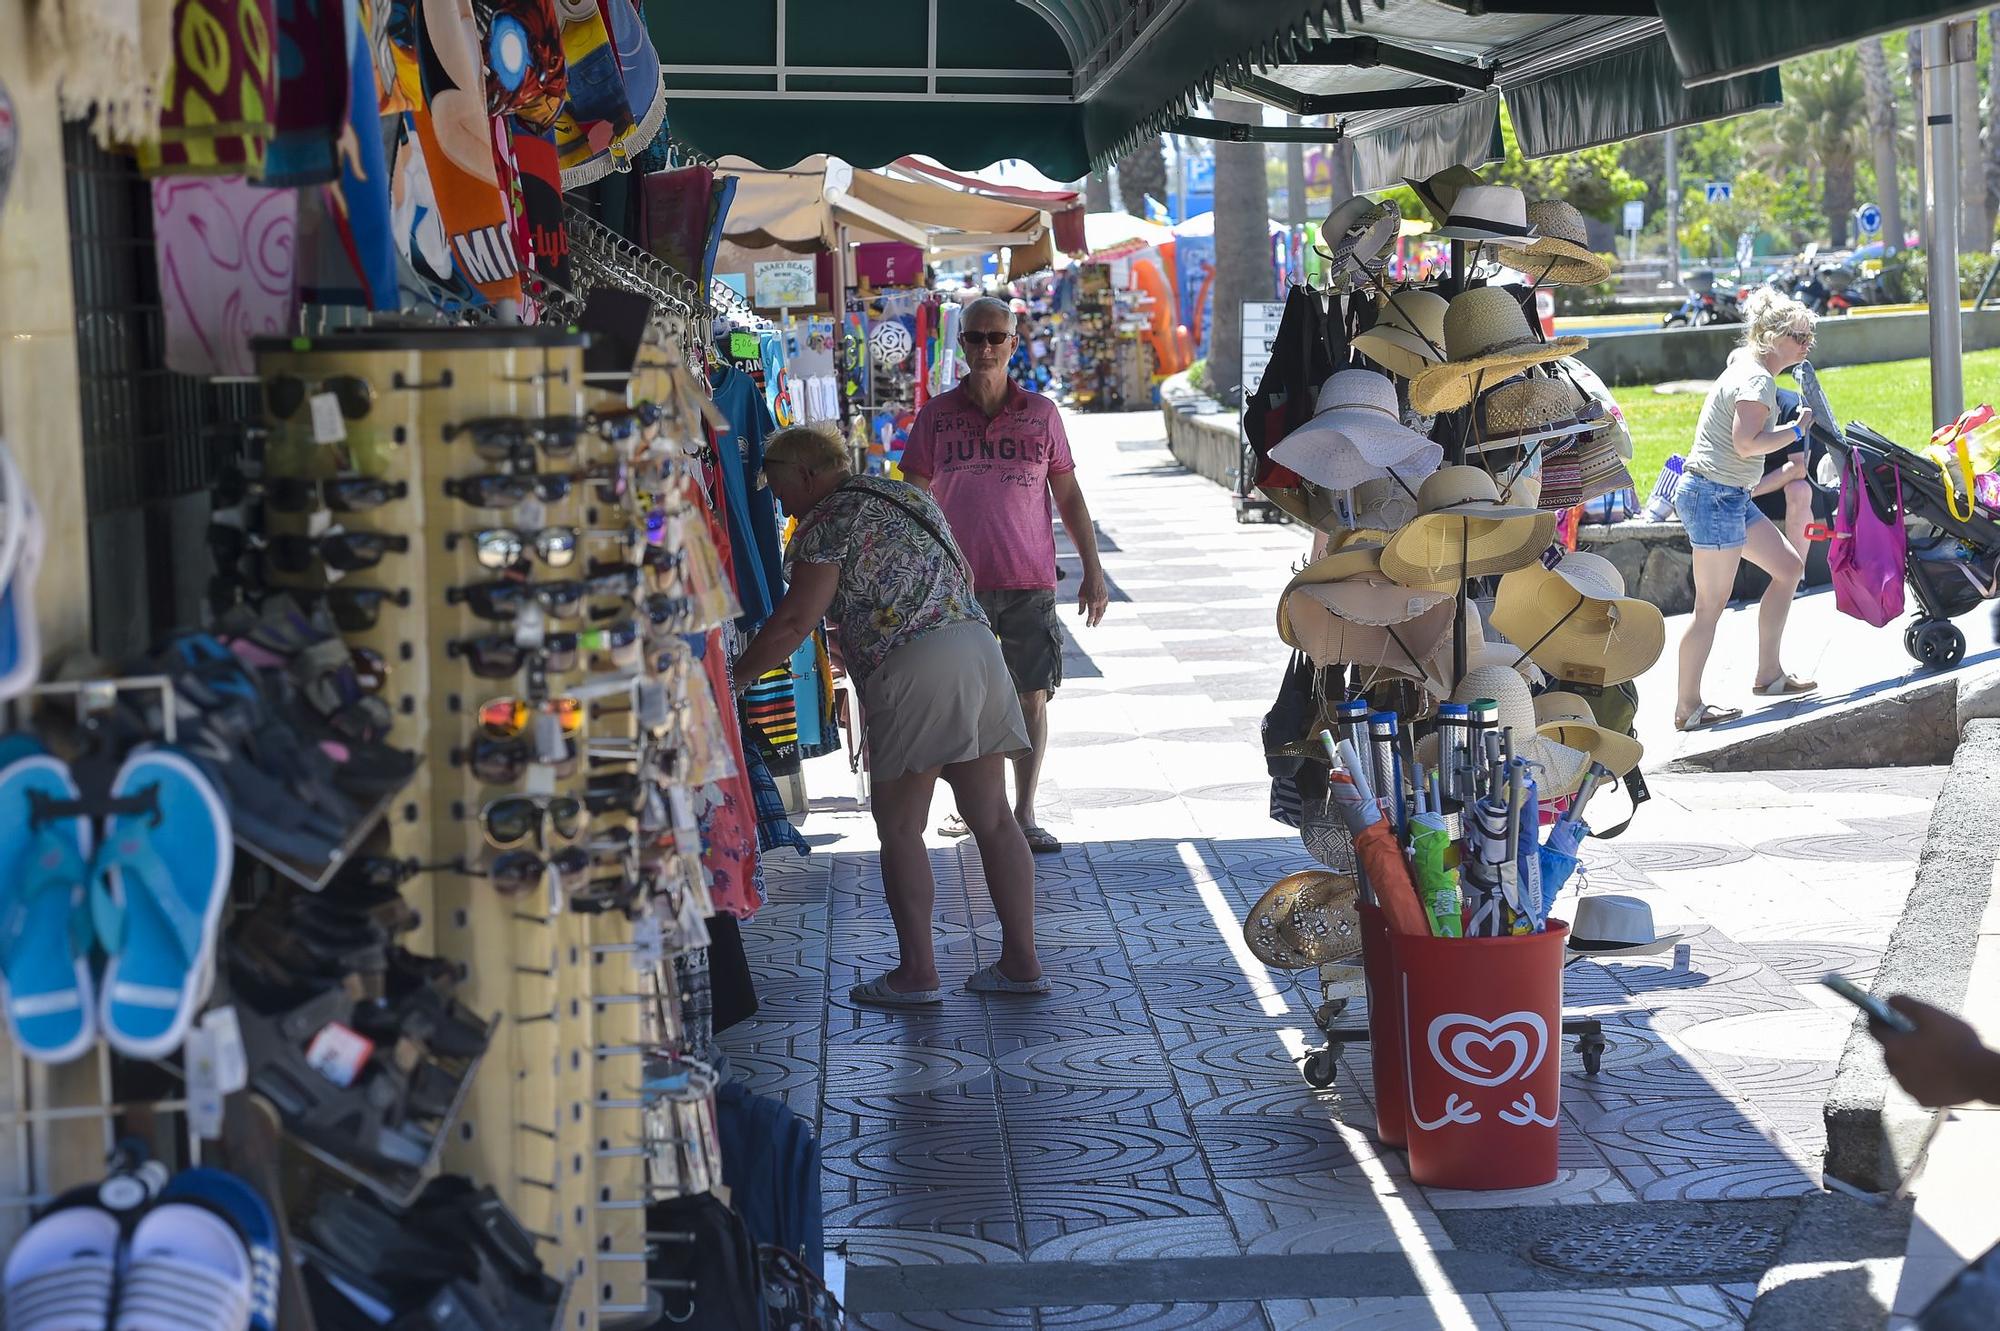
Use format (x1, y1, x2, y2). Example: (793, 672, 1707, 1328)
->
(1567, 893, 1685, 957)
(1434, 185, 1539, 248)
(1270, 371, 1443, 491)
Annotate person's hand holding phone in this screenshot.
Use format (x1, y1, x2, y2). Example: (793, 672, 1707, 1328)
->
(1870, 994, 2000, 1108)
(1788, 406, 1814, 439)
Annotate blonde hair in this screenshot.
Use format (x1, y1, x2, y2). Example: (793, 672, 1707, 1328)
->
(1741, 287, 1816, 356)
(763, 424, 852, 477)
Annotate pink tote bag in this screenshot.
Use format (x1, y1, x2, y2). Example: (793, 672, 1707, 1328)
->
(1829, 452, 1905, 627)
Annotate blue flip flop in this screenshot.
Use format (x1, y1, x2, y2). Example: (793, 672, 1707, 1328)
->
(92, 748, 232, 1060)
(0, 754, 97, 1063)
(162, 1167, 282, 1331)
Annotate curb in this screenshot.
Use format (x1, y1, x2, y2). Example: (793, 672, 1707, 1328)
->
(1821, 717, 2000, 1192)
(1665, 673, 1963, 774)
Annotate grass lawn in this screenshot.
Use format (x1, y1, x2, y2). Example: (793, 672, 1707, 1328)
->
(1610, 347, 2000, 498)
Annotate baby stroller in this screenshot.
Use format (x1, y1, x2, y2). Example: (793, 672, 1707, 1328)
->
(1799, 362, 2000, 668)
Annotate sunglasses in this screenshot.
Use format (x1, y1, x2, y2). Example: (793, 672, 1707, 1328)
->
(268, 530, 411, 574)
(338, 856, 421, 893)
(447, 572, 637, 623)
(467, 734, 579, 784)
(443, 416, 586, 462)
(960, 331, 1012, 347)
(349, 647, 389, 694)
(1789, 328, 1815, 346)
(480, 794, 585, 849)
(267, 476, 409, 514)
(452, 621, 639, 678)
(468, 526, 580, 570)
(325, 695, 395, 747)
(267, 374, 375, 423)
(443, 472, 575, 509)
(323, 586, 410, 632)
(486, 847, 590, 896)
(478, 695, 585, 740)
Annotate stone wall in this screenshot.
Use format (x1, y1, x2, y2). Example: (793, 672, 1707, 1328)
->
(1576, 308, 2000, 388)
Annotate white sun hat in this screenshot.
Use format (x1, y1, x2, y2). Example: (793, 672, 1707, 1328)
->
(1270, 371, 1444, 492)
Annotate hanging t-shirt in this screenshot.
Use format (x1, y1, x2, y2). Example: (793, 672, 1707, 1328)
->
(708, 366, 784, 628)
(899, 381, 1077, 592)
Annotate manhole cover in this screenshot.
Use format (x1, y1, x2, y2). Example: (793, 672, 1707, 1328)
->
(1528, 1217, 1783, 1280)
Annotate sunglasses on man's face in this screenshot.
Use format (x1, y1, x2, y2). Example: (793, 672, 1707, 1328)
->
(961, 330, 1013, 348)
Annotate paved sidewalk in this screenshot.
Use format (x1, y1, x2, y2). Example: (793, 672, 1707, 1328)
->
(722, 411, 1937, 1330)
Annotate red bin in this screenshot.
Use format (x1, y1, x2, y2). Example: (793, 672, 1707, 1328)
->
(1357, 903, 1406, 1147)
(1387, 921, 1569, 1190)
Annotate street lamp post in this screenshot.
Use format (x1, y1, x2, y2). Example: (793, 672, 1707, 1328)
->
(1920, 21, 1968, 427)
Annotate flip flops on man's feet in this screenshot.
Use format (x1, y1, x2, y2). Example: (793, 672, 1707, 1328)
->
(935, 813, 1063, 854)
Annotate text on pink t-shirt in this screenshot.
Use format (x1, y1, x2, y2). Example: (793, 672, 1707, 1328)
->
(900, 383, 1075, 591)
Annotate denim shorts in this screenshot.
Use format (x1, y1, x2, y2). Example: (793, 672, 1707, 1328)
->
(1677, 470, 1767, 551)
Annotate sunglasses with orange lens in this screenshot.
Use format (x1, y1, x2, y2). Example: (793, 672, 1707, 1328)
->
(478, 695, 585, 739)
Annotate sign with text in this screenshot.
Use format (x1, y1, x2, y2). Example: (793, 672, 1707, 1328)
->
(1623, 200, 1645, 233)
(1240, 301, 1287, 399)
(753, 259, 817, 308)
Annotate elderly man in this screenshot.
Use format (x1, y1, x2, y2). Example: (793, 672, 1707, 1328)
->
(902, 295, 1109, 854)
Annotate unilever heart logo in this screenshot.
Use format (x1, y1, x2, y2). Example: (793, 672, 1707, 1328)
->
(1426, 1011, 1548, 1087)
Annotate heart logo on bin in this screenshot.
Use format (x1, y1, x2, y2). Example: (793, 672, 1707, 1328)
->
(1427, 1012, 1548, 1087)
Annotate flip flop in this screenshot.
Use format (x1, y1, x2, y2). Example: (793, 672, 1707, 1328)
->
(161, 1168, 282, 1331)
(1674, 703, 1742, 732)
(115, 1202, 254, 1331)
(848, 973, 942, 1007)
(0, 754, 97, 1064)
(1022, 826, 1063, 855)
(935, 813, 972, 838)
(1752, 673, 1818, 697)
(2, 1205, 120, 1331)
(964, 962, 1051, 996)
(92, 747, 233, 1060)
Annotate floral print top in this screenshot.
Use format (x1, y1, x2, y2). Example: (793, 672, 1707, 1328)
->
(785, 475, 986, 687)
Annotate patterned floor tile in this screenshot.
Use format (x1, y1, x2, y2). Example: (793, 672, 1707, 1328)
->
(823, 1042, 990, 1096)
(1015, 1175, 1226, 1230)
(1487, 1284, 1744, 1330)
(852, 1309, 1036, 1331)
(1025, 1215, 1243, 1262)
(996, 1036, 1176, 1088)
(1038, 1303, 1273, 1331)
(833, 1227, 1024, 1266)
(1006, 1120, 1205, 1184)
(1264, 1294, 1503, 1330)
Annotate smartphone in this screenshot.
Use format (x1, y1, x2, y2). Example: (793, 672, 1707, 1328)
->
(1822, 973, 1917, 1033)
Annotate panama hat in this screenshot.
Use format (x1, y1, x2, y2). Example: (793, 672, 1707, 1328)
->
(1244, 871, 1362, 969)
(1415, 663, 1589, 797)
(1490, 549, 1664, 688)
(1315, 196, 1401, 273)
(1270, 371, 1443, 491)
(1534, 691, 1644, 778)
(1497, 201, 1612, 287)
(1278, 543, 1457, 673)
(1470, 376, 1603, 455)
(1567, 893, 1685, 957)
(1408, 287, 1590, 416)
(1378, 465, 1557, 587)
(1354, 289, 1449, 381)
(1434, 185, 1539, 248)
(1403, 165, 1486, 227)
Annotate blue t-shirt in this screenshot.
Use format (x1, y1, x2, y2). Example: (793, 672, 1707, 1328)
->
(709, 366, 785, 627)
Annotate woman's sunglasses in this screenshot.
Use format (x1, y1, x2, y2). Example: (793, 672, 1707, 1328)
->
(446, 572, 637, 623)
(480, 794, 585, 849)
(452, 621, 638, 678)
(322, 587, 410, 632)
(466, 734, 579, 784)
(443, 472, 575, 509)
(267, 374, 375, 423)
(467, 526, 580, 570)
(267, 476, 408, 514)
(269, 530, 410, 574)
(485, 847, 589, 896)
(478, 695, 584, 739)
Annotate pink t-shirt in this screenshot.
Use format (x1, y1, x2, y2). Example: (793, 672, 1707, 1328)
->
(901, 383, 1076, 591)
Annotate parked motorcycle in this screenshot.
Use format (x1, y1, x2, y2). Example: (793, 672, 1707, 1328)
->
(1662, 269, 1744, 328)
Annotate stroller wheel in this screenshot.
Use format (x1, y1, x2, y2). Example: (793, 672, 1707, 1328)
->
(1905, 623, 1920, 657)
(1301, 1048, 1338, 1089)
(1912, 621, 1966, 670)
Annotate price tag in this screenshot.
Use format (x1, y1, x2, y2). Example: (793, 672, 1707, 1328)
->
(305, 1022, 374, 1088)
(306, 508, 333, 539)
(531, 709, 567, 765)
(202, 1006, 249, 1093)
(631, 909, 665, 972)
(729, 332, 760, 359)
(516, 497, 547, 528)
(523, 760, 557, 797)
(184, 1025, 225, 1141)
(512, 602, 547, 648)
(308, 392, 348, 444)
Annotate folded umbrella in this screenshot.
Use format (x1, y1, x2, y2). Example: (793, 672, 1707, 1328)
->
(1464, 794, 1511, 937)
(1538, 817, 1589, 910)
(1512, 759, 1541, 933)
(1351, 821, 1430, 936)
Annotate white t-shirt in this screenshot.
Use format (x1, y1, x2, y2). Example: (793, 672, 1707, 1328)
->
(1687, 348, 1778, 488)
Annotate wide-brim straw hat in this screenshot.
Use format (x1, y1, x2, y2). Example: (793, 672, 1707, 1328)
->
(1244, 871, 1362, 969)
(1316, 197, 1401, 272)
(1497, 201, 1613, 287)
(1433, 184, 1539, 248)
(1415, 663, 1590, 797)
(1278, 543, 1457, 672)
(1379, 465, 1557, 587)
(1270, 371, 1443, 491)
(1366, 599, 1542, 700)
(1490, 549, 1664, 688)
(1404, 165, 1486, 227)
(1354, 289, 1450, 381)
(1534, 690, 1644, 777)
(1262, 473, 1422, 538)
(1409, 287, 1589, 417)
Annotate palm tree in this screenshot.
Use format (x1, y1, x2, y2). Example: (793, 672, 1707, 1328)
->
(1116, 137, 1169, 218)
(1762, 50, 1867, 247)
(1859, 37, 1905, 254)
(1208, 97, 1271, 404)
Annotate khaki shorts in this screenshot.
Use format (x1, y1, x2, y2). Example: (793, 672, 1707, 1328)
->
(976, 588, 1063, 695)
(860, 622, 1031, 783)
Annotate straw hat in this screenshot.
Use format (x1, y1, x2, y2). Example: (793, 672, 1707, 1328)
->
(1408, 287, 1589, 416)
(1434, 185, 1538, 248)
(1365, 599, 1543, 700)
(1315, 196, 1401, 272)
(1378, 466, 1557, 587)
(1534, 691, 1644, 777)
(1270, 371, 1443, 491)
(1354, 289, 1450, 381)
(1416, 663, 1589, 797)
(1403, 165, 1486, 227)
(1575, 430, 1636, 503)
(1471, 376, 1601, 455)
(1260, 472, 1420, 538)
(1557, 357, 1635, 460)
(1497, 201, 1612, 287)
(1243, 871, 1362, 969)
(1278, 543, 1457, 673)
(1490, 549, 1664, 688)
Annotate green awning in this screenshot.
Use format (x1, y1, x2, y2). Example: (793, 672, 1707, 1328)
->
(1348, 92, 1503, 196)
(647, 0, 1329, 177)
(1660, 0, 1989, 86)
(1507, 37, 1783, 158)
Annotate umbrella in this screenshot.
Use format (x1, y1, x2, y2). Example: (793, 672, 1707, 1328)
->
(1511, 759, 1541, 934)
(1538, 818, 1589, 910)
(1352, 821, 1430, 937)
(1463, 794, 1512, 938)
(1409, 813, 1461, 937)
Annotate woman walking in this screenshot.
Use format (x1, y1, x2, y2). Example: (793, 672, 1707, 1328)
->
(1675, 289, 1820, 731)
(735, 425, 1046, 1004)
